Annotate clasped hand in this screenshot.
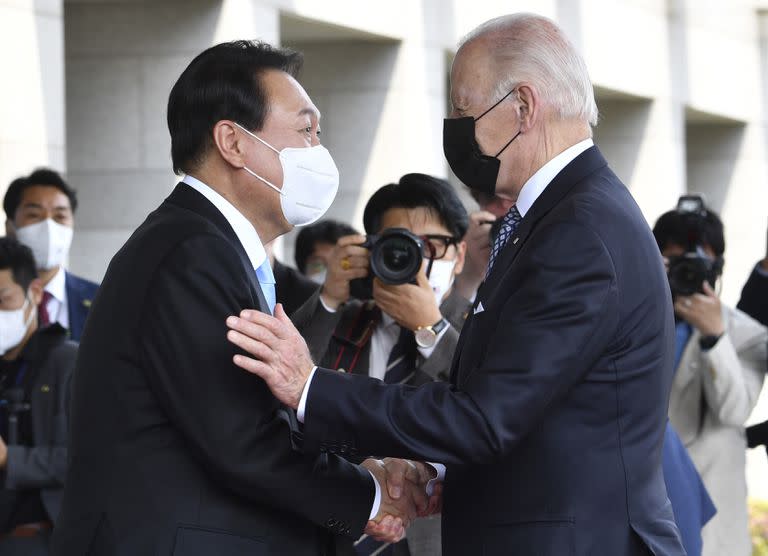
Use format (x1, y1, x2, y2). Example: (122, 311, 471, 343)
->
(362, 458, 442, 543)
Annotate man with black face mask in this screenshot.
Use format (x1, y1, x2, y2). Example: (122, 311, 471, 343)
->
(228, 14, 687, 555)
(653, 207, 767, 556)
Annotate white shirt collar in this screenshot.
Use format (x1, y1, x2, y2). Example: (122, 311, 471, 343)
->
(45, 266, 67, 303)
(515, 138, 594, 217)
(182, 175, 266, 270)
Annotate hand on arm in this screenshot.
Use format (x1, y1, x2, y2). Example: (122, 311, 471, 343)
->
(227, 303, 314, 410)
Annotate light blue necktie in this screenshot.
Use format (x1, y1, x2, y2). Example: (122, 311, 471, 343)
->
(486, 205, 522, 279)
(254, 259, 276, 314)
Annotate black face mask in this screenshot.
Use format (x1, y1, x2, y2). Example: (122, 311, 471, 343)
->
(443, 89, 522, 195)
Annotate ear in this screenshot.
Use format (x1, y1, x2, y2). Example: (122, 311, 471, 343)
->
(515, 84, 540, 133)
(27, 278, 44, 307)
(212, 120, 248, 169)
(453, 240, 467, 276)
(5, 220, 14, 237)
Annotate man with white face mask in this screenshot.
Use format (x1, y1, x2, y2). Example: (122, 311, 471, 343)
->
(52, 40, 433, 556)
(0, 238, 77, 556)
(4, 169, 98, 342)
(292, 173, 470, 556)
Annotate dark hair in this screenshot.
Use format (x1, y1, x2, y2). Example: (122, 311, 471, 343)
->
(167, 40, 303, 175)
(653, 207, 725, 257)
(0, 237, 38, 291)
(4, 168, 78, 220)
(363, 173, 470, 239)
(294, 220, 358, 273)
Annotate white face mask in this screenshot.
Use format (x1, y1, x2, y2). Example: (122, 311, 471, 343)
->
(15, 219, 73, 271)
(0, 297, 34, 355)
(426, 259, 456, 307)
(307, 268, 327, 285)
(235, 123, 340, 227)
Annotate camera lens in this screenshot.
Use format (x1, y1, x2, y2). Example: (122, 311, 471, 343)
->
(368, 229, 424, 285)
(668, 256, 709, 297)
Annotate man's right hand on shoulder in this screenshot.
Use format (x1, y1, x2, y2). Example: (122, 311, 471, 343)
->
(320, 234, 369, 310)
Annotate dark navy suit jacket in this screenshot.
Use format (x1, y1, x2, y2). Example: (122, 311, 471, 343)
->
(64, 271, 99, 342)
(302, 147, 686, 556)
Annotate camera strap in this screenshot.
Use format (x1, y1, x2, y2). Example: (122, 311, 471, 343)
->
(331, 301, 380, 374)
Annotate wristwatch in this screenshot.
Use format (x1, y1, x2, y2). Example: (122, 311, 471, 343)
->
(699, 334, 722, 351)
(415, 317, 449, 348)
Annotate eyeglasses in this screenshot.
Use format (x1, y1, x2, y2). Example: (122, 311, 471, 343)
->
(419, 234, 458, 260)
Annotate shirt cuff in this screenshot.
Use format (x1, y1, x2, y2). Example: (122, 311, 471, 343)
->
(417, 323, 451, 360)
(318, 295, 338, 313)
(296, 366, 317, 423)
(367, 469, 382, 520)
(425, 462, 446, 496)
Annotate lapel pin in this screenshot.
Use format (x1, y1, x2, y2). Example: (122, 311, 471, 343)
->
(83, 299, 92, 308)
(41, 385, 51, 393)
(513, 237, 519, 244)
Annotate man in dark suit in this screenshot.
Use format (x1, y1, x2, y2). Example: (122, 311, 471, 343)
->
(51, 41, 425, 556)
(227, 14, 685, 556)
(4, 169, 98, 341)
(0, 238, 77, 555)
(737, 228, 768, 327)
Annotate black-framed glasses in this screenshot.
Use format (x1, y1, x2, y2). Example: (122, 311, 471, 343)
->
(419, 234, 458, 260)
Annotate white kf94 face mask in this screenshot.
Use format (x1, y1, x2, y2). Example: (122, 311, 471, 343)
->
(235, 123, 340, 227)
(0, 296, 34, 355)
(15, 219, 73, 271)
(426, 259, 456, 307)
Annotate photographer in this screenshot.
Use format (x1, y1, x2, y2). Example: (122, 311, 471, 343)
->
(0, 238, 76, 555)
(292, 173, 471, 556)
(654, 199, 767, 556)
(294, 219, 358, 284)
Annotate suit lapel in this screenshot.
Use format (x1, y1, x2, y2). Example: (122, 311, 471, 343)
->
(451, 147, 609, 385)
(165, 184, 270, 313)
(477, 146, 609, 300)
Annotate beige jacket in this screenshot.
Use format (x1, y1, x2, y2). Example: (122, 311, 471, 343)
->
(669, 305, 767, 556)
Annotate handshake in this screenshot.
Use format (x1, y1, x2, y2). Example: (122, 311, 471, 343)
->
(361, 458, 443, 543)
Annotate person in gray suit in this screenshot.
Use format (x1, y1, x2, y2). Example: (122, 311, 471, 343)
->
(292, 174, 472, 556)
(0, 237, 76, 555)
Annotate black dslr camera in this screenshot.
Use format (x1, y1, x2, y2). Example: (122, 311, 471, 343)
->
(350, 228, 426, 300)
(666, 195, 723, 297)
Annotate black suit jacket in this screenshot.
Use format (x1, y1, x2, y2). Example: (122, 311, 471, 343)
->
(2, 326, 76, 523)
(301, 148, 685, 556)
(738, 264, 768, 327)
(51, 184, 374, 556)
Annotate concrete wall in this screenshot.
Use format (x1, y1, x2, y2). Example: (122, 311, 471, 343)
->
(0, 0, 65, 204)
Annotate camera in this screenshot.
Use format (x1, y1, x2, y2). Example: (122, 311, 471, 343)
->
(349, 228, 425, 300)
(666, 195, 723, 297)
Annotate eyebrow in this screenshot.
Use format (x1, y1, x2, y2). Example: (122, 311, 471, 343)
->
(297, 107, 321, 120)
(21, 202, 71, 211)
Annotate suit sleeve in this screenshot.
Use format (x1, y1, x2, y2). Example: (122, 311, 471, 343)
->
(700, 323, 767, 427)
(139, 234, 373, 538)
(737, 265, 768, 327)
(5, 343, 75, 490)
(303, 221, 619, 465)
(291, 289, 343, 363)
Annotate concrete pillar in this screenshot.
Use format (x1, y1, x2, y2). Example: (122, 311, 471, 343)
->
(64, 0, 280, 281)
(0, 0, 65, 197)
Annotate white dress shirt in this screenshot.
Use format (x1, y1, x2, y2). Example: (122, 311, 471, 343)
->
(185, 175, 381, 520)
(44, 266, 69, 330)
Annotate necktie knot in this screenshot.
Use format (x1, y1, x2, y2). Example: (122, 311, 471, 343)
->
(486, 205, 522, 279)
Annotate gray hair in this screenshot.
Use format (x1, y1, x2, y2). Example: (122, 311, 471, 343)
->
(459, 13, 598, 126)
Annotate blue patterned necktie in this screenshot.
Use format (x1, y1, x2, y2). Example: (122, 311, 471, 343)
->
(254, 259, 276, 314)
(486, 205, 522, 279)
